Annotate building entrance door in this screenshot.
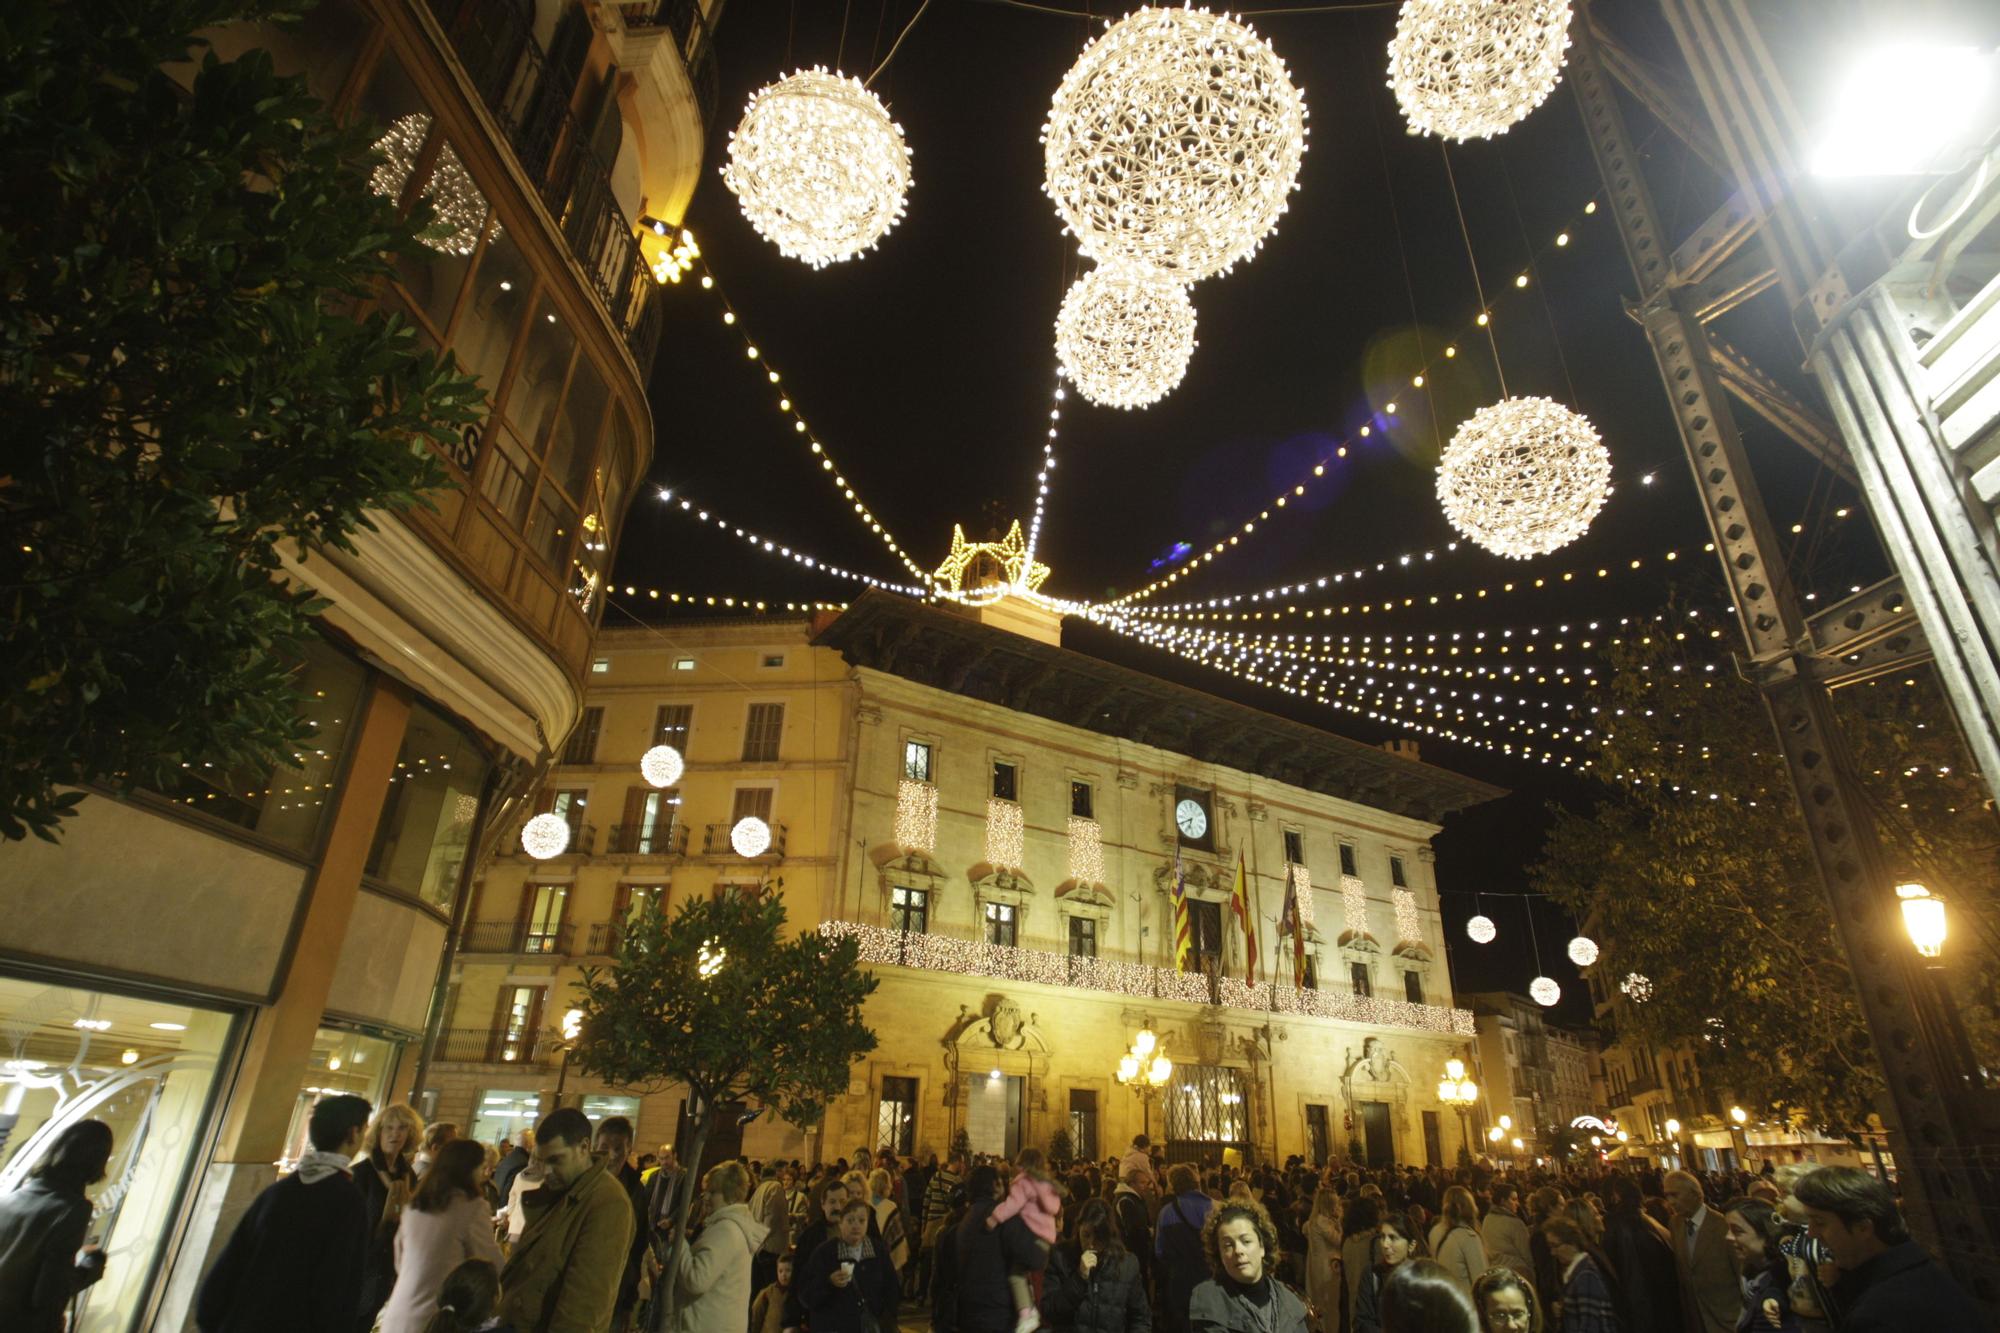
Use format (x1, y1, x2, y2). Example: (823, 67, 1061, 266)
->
(964, 1073, 1022, 1157)
(1305, 1104, 1331, 1166)
(1422, 1110, 1443, 1167)
(1359, 1101, 1394, 1166)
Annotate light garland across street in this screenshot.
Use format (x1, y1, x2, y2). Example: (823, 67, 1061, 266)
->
(655, 489, 931, 596)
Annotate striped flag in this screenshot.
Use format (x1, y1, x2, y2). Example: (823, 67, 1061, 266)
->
(1277, 863, 1307, 986)
(1170, 847, 1193, 972)
(1230, 852, 1257, 983)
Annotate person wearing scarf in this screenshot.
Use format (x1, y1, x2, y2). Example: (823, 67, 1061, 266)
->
(1189, 1201, 1310, 1333)
(802, 1198, 902, 1333)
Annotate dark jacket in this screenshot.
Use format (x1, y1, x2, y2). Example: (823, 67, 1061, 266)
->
(195, 1170, 369, 1333)
(1737, 1267, 1800, 1333)
(1602, 1210, 1683, 1333)
(785, 1211, 887, 1327)
(0, 1177, 106, 1333)
(800, 1235, 901, 1333)
(1829, 1240, 1985, 1333)
(1353, 1266, 1385, 1333)
(1154, 1193, 1212, 1333)
(1112, 1190, 1153, 1284)
(494, 1146, 531, 1210)
(613, 1160, 650, 1312)
(1188, 1276, 1310, 1333)
(351, 1153, 414, 1329)
(947, 1196, 1051, 1333)
(931, 1217, 965, 1333)
(1041, 1244, 1150, 1333)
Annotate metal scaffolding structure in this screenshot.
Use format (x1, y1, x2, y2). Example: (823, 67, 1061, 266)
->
(1570, 0, 2000, 1295)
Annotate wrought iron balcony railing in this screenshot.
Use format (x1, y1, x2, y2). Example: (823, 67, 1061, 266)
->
(433, 1026, 557, 1065)
(457, 921, 575, 957)
(616, 0, 719, 127)
(704, 821, 787, 859)
(606, 820, 688, 856)
(586, 921, 626, 955)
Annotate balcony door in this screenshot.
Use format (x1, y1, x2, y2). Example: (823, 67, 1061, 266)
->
(493, 984, 546, 1063)
(520, 882, 569, 954)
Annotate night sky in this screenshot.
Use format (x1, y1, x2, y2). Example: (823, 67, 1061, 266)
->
(609, 0, 1921, 1021)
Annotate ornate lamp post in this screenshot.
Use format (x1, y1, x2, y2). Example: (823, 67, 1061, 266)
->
(1437, 1058, 1479, 1161)
(1116, 1027, 1173, 1141)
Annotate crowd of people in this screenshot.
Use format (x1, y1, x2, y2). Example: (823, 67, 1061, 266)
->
(0, 1110, 1985, 1333)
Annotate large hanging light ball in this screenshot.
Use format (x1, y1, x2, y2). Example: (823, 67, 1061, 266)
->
(1042, 7, 1308, 282)
(1467, 914, 1497, 944)
(731, 815, 773, 858)
(1621, 972, 1654, 1003)
(640, 744, 685, 789)
(1566, 934, 1600, 967)
(1437, 396, 1611, 559)
(370, 113, 492, 256)
(721, 67, 913, 269)
(1529, 976, 1561, 1007)
(520, 812, 571, 860)
(1386, 0, 1574, 142)
(1054, 267, 1199, 409)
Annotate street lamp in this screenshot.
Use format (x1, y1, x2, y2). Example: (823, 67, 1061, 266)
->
(1896, 882, 1947, 961)
(1437, 1058, 1479, 1161)
(1115, 1027, 1173, 1140)
(1810, 45, 1998, 177)
(553, 1007, 585, 1103)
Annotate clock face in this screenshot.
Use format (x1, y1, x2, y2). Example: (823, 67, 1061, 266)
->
(1175, 798, 1209, 840)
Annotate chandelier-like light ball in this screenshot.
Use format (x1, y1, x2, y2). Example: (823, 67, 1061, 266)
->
(1621, 972, 1653, 1003)
(731, 815, 772, 857)
(1529, 975, 1561, 1007)
(1466, 914, 1497, 944)
(1566, 934, 1599, 967)
(721, 68, 912, 269)
(1387, 0, 1574, 142)
(1437, 396, 1610, 559)
(371, 113, 492, 256)
(1055, 267, 1199, 409)
(1042, 7, 1308, 282)
(640, 744, 684, 789)
(520, 812, 571, 860)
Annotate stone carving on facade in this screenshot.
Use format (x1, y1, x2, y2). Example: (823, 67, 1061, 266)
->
(947, 995, 1052, 1053)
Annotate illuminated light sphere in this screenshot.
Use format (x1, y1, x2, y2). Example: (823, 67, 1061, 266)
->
(1620, 972, 1653, 1003)
(520, 812, 571, 860)
(731, 815, 773, 857)
(1436, 396, 1611, 559)
(1054, 267, 1198, 409)
(1042, 7, 1308, 282)
(1386, 0, 1574, 142)
(1566, 934, 1600, 967)
(640, 744, 685, 789)
(1466, 914, 1497, 944)
(1529, 975, 1560, 1007)
(370, 114, 491, 257)
(721, 68, 912, 269)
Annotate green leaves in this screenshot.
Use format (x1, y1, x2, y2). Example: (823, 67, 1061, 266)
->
(570, 892, 880, 1130)
(0, 1, 484, 839)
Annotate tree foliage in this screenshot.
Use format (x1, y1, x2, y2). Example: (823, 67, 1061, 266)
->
(1532, 600, 2000, 1131)
(0, 1, 484, 839)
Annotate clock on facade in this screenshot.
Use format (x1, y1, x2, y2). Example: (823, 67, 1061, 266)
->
(1175, 799, 1208, 840)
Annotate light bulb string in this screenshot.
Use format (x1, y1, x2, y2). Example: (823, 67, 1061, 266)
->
(654, 487, 932, 596)
(603, 588, 849, 614)
(1024, 370, 1065, 571)
(1440, 143, 1507, 398)
(1152, 625, 1603, 696)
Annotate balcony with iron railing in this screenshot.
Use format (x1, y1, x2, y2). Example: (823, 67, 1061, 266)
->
(457, 921, 575, 957)
(616, 0, 719, 127)
(606, 820, 688, 857)
(704, 821, 787, 859)
(501, 821, 595, 859)
(424, 0, 665, 376)
(432, 1026, 557, 1065)
(587, 921, 637, 955)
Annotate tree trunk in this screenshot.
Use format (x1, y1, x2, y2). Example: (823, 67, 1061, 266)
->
(656, 1090, 710, 1333)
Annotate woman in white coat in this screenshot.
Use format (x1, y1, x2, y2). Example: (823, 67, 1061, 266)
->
(666, 1160, 769, 1333)
(376, 1140, 502, 1333)
(1429, 1187, 1489, 1297)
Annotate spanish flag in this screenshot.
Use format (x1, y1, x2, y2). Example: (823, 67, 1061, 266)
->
(1278, 863, 1307, 986)
(1170, 847, 1194, 971)
(1230, 852, 1257, 983)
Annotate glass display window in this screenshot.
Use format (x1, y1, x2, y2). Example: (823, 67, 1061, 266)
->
(470, 1089, 542, 1147)
(0, 975, 236, 1333)
(365, 701, 490, 909)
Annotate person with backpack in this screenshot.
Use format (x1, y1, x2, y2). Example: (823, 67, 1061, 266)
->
(1154, 1165, 1213, 1333)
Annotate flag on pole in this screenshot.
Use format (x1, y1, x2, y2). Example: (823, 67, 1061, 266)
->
(1277, 863, 1307, 986)
(1230, 852, 1257, 983)
(1170, 847, 1193, 972)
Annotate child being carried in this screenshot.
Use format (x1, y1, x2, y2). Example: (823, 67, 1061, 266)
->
(984, 1148, 1062, 1333)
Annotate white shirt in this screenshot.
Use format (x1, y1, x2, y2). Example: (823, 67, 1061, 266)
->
(1563, 1250, 1591, 1284)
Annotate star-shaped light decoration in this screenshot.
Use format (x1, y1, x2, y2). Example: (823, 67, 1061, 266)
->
(933, 521, 1052, 594)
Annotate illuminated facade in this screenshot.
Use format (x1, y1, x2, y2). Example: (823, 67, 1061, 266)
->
(0, 4, 715, 1328)
(465, 593, 1504, 1170)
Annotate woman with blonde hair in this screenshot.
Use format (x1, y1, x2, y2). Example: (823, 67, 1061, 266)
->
(1431, 1187, 1489, 1296)
(869, 1165, 911, 1271)
(1304, 1188, 1343, 1333)
(353, 1103, 423, 1331)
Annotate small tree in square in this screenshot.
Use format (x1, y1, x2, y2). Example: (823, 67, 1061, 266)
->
(570, 890, 877, 1326)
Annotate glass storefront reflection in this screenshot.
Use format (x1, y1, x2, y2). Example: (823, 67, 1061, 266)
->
(279, 1026, 402, 1170)
(365, 701, 489, 909)
(470, 1089, 541, 1147)
(0, 976, 234, 1333)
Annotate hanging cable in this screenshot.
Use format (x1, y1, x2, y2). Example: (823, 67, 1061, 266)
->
(865, 0, 934, 87)
(1440, 144, 1507, 398)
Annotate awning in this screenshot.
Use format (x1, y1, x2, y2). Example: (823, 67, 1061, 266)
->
(1692, 1129, 1735, 1149)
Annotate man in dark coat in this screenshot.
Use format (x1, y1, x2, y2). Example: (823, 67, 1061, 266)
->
(1793, 1166, 1983, 1332)
(1111, 1170, 1154, 1293)
(494, 1131, 533, 1204)
(196, 1094, 373, 1333)
(596, 1116, 651, 1331)
(948, 1166, 1047, 1333)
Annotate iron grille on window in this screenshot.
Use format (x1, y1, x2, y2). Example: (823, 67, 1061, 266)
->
(1162, 1065, 1251, 1156)
(743, 704, 784, 761)
(562, 707, 602, 765)
(876, 1075, 918, 1155)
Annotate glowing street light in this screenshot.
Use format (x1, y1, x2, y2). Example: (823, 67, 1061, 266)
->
(1896, 882, 1947, 960)
(1116, 1025, 1173, 1138)
(1811, 45, 1998, 177)
(1730, 1106, 1749, 1125)
(554, 1007, 586, 1101)
(1437, 1057, 1479, 1160)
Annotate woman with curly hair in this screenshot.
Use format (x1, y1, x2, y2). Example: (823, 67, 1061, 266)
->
(1188, 1199, 1310, 1333)
(352, 1103, 423, 1331)
(1471, 1266, 1541, 1333)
